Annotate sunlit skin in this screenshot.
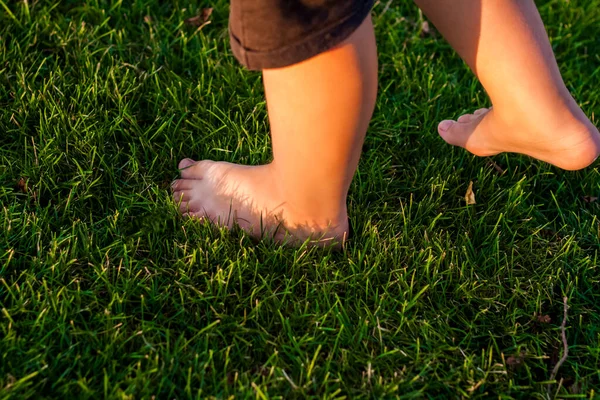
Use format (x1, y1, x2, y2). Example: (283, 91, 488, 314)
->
(172, 0, 600, 246)
(172, 15, 377, 247)
(417, 0, 600, 171)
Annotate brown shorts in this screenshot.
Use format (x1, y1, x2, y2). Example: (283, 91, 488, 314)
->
(229, 0, 374, 70)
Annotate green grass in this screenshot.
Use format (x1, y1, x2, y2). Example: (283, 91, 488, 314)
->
(1, 0, 600, 398)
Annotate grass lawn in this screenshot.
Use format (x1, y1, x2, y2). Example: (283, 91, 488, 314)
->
(1, 0, 600, 398)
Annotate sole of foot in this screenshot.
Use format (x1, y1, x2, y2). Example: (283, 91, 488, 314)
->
(172, 158, 350, 248)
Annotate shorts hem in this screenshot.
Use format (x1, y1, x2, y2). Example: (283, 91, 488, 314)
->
(229, 1, 374, 70)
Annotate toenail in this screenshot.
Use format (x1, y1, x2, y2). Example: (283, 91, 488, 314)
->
(178, 159, 197, 170)
(439, 120, 454, 132)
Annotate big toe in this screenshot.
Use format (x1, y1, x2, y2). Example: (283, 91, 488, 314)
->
(178, 158, 196, 170)
(178, 159, 216, 179)
(438, 119, 469, 148)
(438, 108, 489, 149)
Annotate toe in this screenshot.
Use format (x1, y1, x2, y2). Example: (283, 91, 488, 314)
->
(171, 179, 194, 191)
(178, 200, 200, 215)
(182, 206, 209, 222)
(457, 114, 474, 123)
(438, 118, 470, 148)
(438, 120, 455, 133)
(178, 201, 190, 214)
(438, 110, 491, 155)
(173, 190, 191, 203)
(178, 158, 196, 170)
(474, 108, 489, 116)
(182, 212, 209, 223)
(180, 160, 215, 179)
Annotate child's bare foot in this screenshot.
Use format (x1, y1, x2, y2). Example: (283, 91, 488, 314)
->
(170, 14, 376, 248)
(171, 158, 349, 247)
(437, 104, 600, 170)
(414, 0, 600, 171)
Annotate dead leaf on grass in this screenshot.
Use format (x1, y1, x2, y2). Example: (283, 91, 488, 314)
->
(420, 21, 431, 37)
(16, 176, 38, 201)
(505, 356, 522, 366)
(185, 8, 213, 27)
(16, 177, 28, 193)
(583, 195, 598, 203)
(465, 181, 476, 205)
(536, 314, 551, 324)
(506, 352, 525, 367)
(201, 8, 213, 21)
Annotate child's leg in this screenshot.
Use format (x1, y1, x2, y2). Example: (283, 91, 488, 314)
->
(415, 0, 600, 170)
(172, 15, 377, 245)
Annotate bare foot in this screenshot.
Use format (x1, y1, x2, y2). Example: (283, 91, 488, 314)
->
(171, 159, 349, 247)
(437, 104, 600, 171)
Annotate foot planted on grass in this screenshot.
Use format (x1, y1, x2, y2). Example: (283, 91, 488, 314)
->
(172, 159, 349, 247)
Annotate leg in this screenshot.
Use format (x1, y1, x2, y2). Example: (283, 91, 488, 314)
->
(172, 15, 377, 246)
(415, 0, 600, 170)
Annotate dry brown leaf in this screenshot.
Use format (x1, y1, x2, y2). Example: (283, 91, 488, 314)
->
(418, 19, 438, 38)
(506, 356, 523, 366)
(465, 181, 476, 205)
(506, 351, 526, 367)
(185, 8, 213, 27)
(16, 177, 27, 193)
(16, 176, 38, 201)
(537, 314, 551, 324)
(201, 8, 213, 21)
(583, 195, 598, 203)
(420, 21, 430, 37)
(184, 16, 202, 26)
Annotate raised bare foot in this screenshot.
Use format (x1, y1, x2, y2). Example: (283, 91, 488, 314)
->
(437, 104, 600, 171)
(171, 159, 349, 247)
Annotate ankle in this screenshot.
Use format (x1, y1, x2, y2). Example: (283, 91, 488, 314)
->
(264, 162, 349, 228)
